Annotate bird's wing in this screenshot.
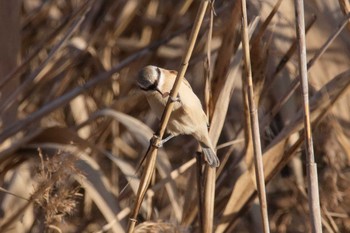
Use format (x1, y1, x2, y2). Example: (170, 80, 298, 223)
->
(182, 78, 193, 90)
(179, 81, 208, 126)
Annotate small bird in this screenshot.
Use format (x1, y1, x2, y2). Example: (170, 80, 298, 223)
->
(137, 65, 220, 167)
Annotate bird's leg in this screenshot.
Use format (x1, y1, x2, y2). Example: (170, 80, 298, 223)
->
(150, 134, 175, 148)
(161, 134, 176, 145)
(162, 92, 181, 103)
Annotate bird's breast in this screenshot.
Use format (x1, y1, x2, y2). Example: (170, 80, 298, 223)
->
(145, 91, 195, 136)
(146, 91, 168, 118)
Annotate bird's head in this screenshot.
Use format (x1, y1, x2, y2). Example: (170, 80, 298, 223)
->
(137, 65, 162, 94)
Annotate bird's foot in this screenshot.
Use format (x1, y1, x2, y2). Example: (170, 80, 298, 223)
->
(151, 135, 163, 148)
(162, 92, 181, 103)
(150, 134, 176, 148)
(170, 96, 181, 102)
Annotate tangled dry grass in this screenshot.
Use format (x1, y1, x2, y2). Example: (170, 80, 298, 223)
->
(0, 0, 350, 232)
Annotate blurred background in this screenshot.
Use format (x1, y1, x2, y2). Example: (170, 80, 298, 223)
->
(0, 0, 349, 232)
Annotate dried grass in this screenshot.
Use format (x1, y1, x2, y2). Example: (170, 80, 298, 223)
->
(0, 0, 350, 232)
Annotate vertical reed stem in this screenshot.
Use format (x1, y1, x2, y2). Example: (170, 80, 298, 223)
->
(294, 0, 322, 232)
(241, 0, 270, 232)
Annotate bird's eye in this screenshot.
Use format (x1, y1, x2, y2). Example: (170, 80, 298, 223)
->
(140, 78, 158, 91)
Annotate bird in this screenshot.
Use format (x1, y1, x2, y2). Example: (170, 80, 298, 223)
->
(137, 65, 220, 168)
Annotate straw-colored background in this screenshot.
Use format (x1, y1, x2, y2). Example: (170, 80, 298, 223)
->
(0, 0, 349, 232)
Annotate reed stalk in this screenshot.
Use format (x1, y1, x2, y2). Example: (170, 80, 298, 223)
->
(294, 0, 322, 232)
(241, 0, 270, 232)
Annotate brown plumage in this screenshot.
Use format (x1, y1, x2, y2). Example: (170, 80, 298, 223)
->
(137, 65, 220, 167)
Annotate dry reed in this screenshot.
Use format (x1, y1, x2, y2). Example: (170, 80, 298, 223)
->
(0, 1, 350, 233)
(294, 0, 322, 231)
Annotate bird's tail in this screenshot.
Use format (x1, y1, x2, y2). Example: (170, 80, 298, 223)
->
(201, 144, 220, 168)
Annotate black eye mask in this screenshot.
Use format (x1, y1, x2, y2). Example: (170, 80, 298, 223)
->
(139, 78, 158, 91)
(139, 67, 163, 95)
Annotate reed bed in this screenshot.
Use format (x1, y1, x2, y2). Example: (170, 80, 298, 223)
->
(0, 0, 349, 232)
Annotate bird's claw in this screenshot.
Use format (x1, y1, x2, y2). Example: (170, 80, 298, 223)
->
(151, 135, 163, 148)
(162, 92, 181, 102)
(150, 134, 176, 148)
(170, 96, 181, 102)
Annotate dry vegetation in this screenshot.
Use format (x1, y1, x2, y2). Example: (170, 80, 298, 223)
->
(0, 0, 350, 232)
